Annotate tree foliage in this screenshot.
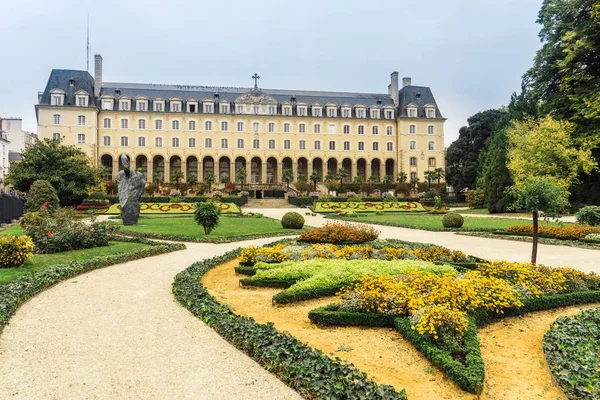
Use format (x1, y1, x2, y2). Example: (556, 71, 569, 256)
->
(478, 128, 514, 213)
(194, 201, 220, 235)
(7, 139, 100, 205)
(24, 180, 60, 213)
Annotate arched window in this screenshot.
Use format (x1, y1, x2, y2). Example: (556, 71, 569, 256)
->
(155, 120, 163, 130)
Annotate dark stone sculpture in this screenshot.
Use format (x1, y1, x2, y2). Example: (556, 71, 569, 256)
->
(117, 154, 145, 225)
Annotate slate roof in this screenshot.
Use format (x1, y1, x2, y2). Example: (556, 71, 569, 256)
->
(39, 69, 96, 107)
(398, 85, 444, 118)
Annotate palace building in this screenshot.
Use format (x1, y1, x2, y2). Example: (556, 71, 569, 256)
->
(36, 54, 446, 187)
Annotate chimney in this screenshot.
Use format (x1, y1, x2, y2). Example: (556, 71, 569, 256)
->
(94, 54, 103, 98)
(390, 71, 399, 106)
(402, 77, 412, 87)
(387, 84, 392, 96)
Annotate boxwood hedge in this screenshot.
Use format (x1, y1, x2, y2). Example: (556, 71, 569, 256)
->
(172, 249, 407, 400)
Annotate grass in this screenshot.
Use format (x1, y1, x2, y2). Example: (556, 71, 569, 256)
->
(333, 213, 563, 231)
(113, 215, 296, 238)
(0, 224, 24, 237)
(456, 208, 534, 217)
(0, 241, 151, 285)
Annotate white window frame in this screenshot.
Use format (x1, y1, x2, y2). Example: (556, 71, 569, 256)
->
(314, 140, 321, 150)
(410, 140, 417, 150)
(205, 121, 213, 131)
(221, 121, 228, 131)
(138, 137, 146, 147)
(428, 125, 434, 135)
(409, 125, 416, 134)
(372, 126, 379, 135)
(284, 139, 291, 149)
(121, 119, 129, 129)
(77, 115, 86, 126)
(284, 123, 290, 133)
(119, 99, 130, 111)
(237, 139, 244, 149)
(155, 137, 163, 147)
(372, 142, 379, 151)
(299, 140, 306, 150)
(358, 142, 365, 151)
(387, 142, 393, 152)
(138, 119, 146, 129)
(189, 137, 196, 147)
(103, 136, 111, 146)
(77, 133, 85, 144)
(386, 126, 393, 135)
(154, 101, 164, 112)
(172, 120, 180, 130)
(53, 114, 61, 125)
(221, 138, 228, 149)
(428, 141, 435, 151)
(237, 122, 244, 132)
(189, 120, 196, 131)
(268, 122, 275, 132)
(314, 124, 321, 134)
(205, 138, 212, 148)
(103, 118, 111, 128)
(268, 139, 275, 149)
(136, 100, 148, 111)
(299, 123, 305, 133)
(253, 139, 260, 149)
(155, 119, 163, 130)
(121, 136, 129, 147)
(172, 137, 180, 147)
(344, 141, 350, 150)
(328, 141, 335, 150)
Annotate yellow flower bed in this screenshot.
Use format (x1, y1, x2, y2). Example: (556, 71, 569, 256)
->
(0, 235, 35, 268)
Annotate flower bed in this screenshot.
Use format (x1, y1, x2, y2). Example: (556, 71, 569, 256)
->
(172, 249, 407, 399)
(543, 307, 600, 400)
(106, 202, 241, 215)
(505, 223, 600, 240)
(314, 201, 427, 213)
(298, 222, 380, 243)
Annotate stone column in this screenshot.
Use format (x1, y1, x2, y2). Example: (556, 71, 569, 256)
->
(130, 157, 136, 172)
(245, 159, 251, 186)
(230, 161, 235, 183)
(380, 161, 386, 181)
(112, 157, 119, 181)
(198, 158, 203, 182)
(307, 159, 313, 179)
(261, 160, 267, 184)
(366, 160, 372, 180)
(164, 160, 171, 184)
(147, 159, 154, 183)
(183, 159, 188, 183)
(291, 160, 297, 182)
(277, 160, 284, 185)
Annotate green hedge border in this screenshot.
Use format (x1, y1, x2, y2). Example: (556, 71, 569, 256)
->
(172, 249, 407, 400)
(543, 307, 600, 400)
(117, 230, 299, 243)
(0, 236, 185, 332)
(89, 195, 249, 207)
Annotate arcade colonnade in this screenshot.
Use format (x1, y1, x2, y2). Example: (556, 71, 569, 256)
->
(100, 153, 396, 185)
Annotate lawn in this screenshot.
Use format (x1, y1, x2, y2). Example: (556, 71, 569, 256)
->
(456, 208, 536, 217)
(106, 202, 241, 214)
(0, 224, 24, 237)
(113, 215, 297, 238)
(0, 240, 151, 285)
(335, 213, 562, 231)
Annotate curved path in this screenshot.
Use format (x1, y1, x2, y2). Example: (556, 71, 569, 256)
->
(0, 238, 302, 400)
(248, 208, 600, 273)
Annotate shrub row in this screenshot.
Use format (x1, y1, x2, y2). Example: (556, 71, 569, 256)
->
(0, 238, 185, 331)
(172, 249, 407, 400)
(308, 304, 396, 327)
(233, 264, 257, 275)
(543, 307, 600, 400)
(86, 195, 249, 207)
(505, 224, 600, 240)
(289, 196, 421, 207)
(325, 214, 502, 232)
(116, 230, 298, 243)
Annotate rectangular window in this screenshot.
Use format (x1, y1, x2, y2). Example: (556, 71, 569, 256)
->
(221, 104, 229, 114)
(221, 138, 228, 148)
(237, 139, 244, 149)
(138, 137, 146, 147)
(189, 120, 196, 130)
(155, 102, 164, 112)
(284, 139, 291, 149)
(253, 139, 260, 149)
(77, 133, 85, 144)
(237, 122, 244, 132)
(269, 106, 276, 115)
(205, 138, 212, 148)
(189, 138, 196, 148)
(188, 103, 197, 113)
(428, 141, 435, 151)
(53, 114, 61, 124)
(205, 121, 212, 130)
(386, 110, 393, 119)
(314, 124, 320, 133)
(284, 123, 290, 133)
(427, 109, 435, 118)
(155, 137, 162, 147)
(358, 126, 364, 135)
(343, 125, 350, 134)
(102, 100, 112, 110)
(410, 141, 416, 150)
(103, 136, 111, 146)
(137, 101, 147, 111)
(313, 108, 321, 117)
(120, 101, 130, 111)
(299, 124, 305, 133)
(358, 142, 364, 151)
(357, 110, 364, 118)
(343, 109, 349, 118)
(172, 102, 180, 112)
(373, 142, 379, 151)
(429, 158, 436, 167)
(138, 119, 146, 129)
(269, 139, 275, 149)
(410, 157, 417, 166)
(428, 126, 434, 135)
(371, 110, 379, 119)
(387, 142, 393, 151)
(204, 103, 213, 113)
(329, 141, 335, 150)
(237, 105, 244, 114)
(298, 107, 305, 116)
(253, 122, 259, 132)
(299, 140, 306, 150)
(411, 172, 417, 181)
(121, 136, 129, 146)
(221, 121, 228, 131)
(268, 123, 275, 132)
(409, 125, 416, 134)
(172, 120, 180, 130)
(409, 109, 416, 118)
(172, 137, 179, 147)
(155, 120, 162, 129)
(52, 95, 63, 106)
(254, 105, 260, 114)
(103, 118, 111, 128)
(314, 140, 321, 150)
(121, 119, 129, 129)
(372, 126, 378, 135)
(344, 141, 350, 150)
(78, 115, 85, 125)
(78, 97, 86, 106)
(387, 126, 393, 135)
(328, 108, 335, 117)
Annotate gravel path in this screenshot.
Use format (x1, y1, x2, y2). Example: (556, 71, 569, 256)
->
(0, 238, 302, 400)
(249, 208, 600, 273)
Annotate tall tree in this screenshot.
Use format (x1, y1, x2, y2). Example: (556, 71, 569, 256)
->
(7, 138, 101, 205)
(446, 109, 507, 194)
(478, 128, 514, 213)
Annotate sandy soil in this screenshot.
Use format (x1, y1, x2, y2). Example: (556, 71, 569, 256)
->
(203, 259, 600, 400)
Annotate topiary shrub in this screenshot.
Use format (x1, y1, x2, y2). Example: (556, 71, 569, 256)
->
(576, 205, 600, 226)
(25, 180, 59, 212)
(194, 201, 220, 234)
(0, 235, 34, 268)
(465, 189, 485, 209)
(443, 212, 464, 228)
(281, 212, 305, 229)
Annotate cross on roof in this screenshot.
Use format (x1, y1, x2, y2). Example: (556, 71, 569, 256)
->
(252, 73, 260, 90)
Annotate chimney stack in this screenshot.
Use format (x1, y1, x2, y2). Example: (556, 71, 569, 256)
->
(94, 54, 103, 98)
(402, 77, 412, 87)
(390, 71, 399, 106)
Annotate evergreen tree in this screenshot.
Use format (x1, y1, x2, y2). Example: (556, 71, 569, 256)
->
(478, 129, 514, 213)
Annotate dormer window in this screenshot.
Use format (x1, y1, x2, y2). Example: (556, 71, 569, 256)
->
(254, 105, 260, 114)
(237, 104, 244, 114)
(370, 109, 379, 119)
(50, 90, 64, 106)
(203, 102, 214, 113)
(75, 92, 88, 107)
(297, 106, 307, 116)
(154, 99, 165, 112)
(407, 106, 417, 118)
(119, 99, 130, 111)
(356, 108, 366, 118)
(327, 107, 337, 117)
(268, 106, 276, 115)
(341, 107, 351, 118)
(220, 103, 229, 114)
(136, 99, 148, 111)
(312, 105, 322, 117)
(425, 106, 436, 118)
(102, 98, 114, 110)
(283, 105, 292, 116)
(385, 110, 393, 119)
(170, 100, 182, 112)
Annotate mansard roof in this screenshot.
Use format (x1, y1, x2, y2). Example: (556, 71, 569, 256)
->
(398, 85, 444, 118)
(39, 69, 96, 106)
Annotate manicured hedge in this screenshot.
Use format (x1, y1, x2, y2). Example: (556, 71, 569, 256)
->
(289, 196, 421, 207)
(88, 195, 248, 207)
(106, 202, 241, 215)
(0, 237, 185, 331)
(172, 249, 407, 400)
(308, 304, 396, 327)
(117, 230, 298, 243)
(313, 201, 428, 213)
(395, 317, 484, 394)
(543, 307, 600, 400)
(233, 264, 257, 275)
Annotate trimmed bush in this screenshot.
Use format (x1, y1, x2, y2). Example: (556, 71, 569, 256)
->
(442, 212, 464, 228)
(281, 212, 305, 229)
(25, 180, 59, 212)
(194, 202, 220, 235)
(0, 235, 34, 268)
(465, 189, 485, 208)
(576, 205, 600, 226)
(298, 222, 380, 244)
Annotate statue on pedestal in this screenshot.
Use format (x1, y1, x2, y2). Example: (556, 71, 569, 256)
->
(117, 154, 145, 225)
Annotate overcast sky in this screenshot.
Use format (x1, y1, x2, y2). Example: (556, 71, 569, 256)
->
(1, 0, 543, 146)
